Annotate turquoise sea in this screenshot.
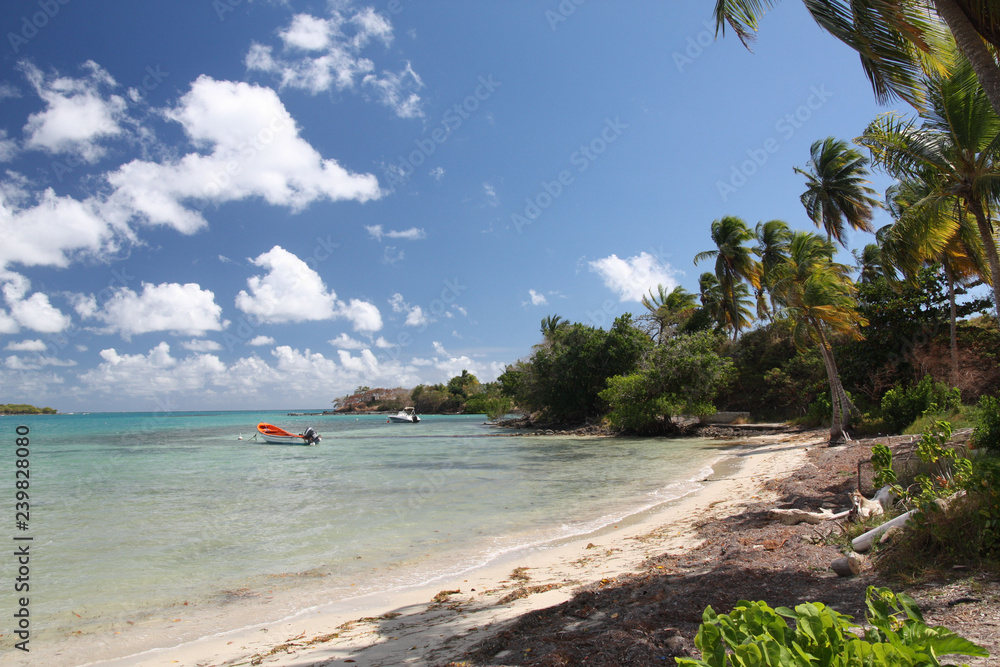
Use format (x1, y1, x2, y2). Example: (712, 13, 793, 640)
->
(0, 411, 732, 661)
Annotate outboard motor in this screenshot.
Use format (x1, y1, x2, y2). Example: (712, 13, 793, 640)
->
(302, 427, 320, 445)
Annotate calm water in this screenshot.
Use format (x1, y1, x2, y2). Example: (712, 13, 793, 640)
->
(0, 411, 731, 655)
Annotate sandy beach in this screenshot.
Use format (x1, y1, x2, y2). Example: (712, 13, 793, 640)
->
(17, 429, 822, 667)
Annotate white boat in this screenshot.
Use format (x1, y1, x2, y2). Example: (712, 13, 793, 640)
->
(255, 423, 321, 445)
(387, 407, 421, 423)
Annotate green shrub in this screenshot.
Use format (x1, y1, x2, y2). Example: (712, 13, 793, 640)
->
(971, 394, 1000, 453)
(879, 375, 961, 434)
(676, 587, 988, 666)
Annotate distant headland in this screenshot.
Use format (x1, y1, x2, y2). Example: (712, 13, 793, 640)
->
(0, 404, 57, 415)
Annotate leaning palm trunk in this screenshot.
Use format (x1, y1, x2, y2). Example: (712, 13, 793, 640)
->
(932, 0, 1000, 118)
(813, 321, 858, 443)
(967, 199, 1000, 328)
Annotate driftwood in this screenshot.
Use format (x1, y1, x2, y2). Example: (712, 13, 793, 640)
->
(852, 510, 916, 553)
(769, 507, 850, 525)
(830, 555, 863, 577)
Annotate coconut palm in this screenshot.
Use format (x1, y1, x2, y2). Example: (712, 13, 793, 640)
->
(857, 56, 1000, 329)
(769, 231, 866, 443)
(698, 271, 754, 336)
(694, 216, 762, 338)
(712, 0, 1000, 116)
(880, 177, 989, 378)
(539, 315, 568, 341)
(642, 284, 698, 343)
(795, 137, 881, 247)
(853, 243, 885, 284)
(753, 218, 792, 319)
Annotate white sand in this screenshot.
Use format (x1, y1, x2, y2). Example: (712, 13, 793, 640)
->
(23, 430, 824, 667)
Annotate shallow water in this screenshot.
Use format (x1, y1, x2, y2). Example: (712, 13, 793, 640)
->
(0, 411, 731, 652)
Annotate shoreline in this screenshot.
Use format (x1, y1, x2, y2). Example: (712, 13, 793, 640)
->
(39, 429, 823, 667)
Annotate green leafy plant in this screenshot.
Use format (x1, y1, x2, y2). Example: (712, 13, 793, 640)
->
(676, 586, 988, 666)
(971, 394, 1000, 453)
(879, 375, 961, 435)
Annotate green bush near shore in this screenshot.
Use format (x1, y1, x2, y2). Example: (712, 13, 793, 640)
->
(0, 404, 57, 415)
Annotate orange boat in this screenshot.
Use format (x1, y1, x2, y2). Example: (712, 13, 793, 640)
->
(255, 423, 321, 445)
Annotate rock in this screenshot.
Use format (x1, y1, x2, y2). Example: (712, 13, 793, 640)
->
(831, 555, 863, 577)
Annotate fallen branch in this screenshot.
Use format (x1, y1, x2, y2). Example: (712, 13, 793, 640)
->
(769, 507, 850, 525)
(851, 510, 916, 553)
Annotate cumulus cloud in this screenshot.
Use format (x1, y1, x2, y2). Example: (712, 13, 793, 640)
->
(181, 339, 223, 352)
(4, 339, 46, 352)
(365, 224, 426, 242)
(246, 335, 275, 346)
(246, 6, 424, 118)
(21, 60, 128, 162)
(236, 246, 383, 331)
(528, 289, 547, 306)
(388, 292, 430, 327)
(105, 76, 381, 234)
(236, 245, 338, 322)
(0, 130, 17, 162)
(0, 185, 126, 271)
(5, 354, 76, 370)
(588, 252, 677, 302)
(329, 333, 366, 349)
(87, 282, 225, 339)
(1, 272, 71, 333)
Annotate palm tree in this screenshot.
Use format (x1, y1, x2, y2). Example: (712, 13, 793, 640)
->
(540, 315, 569, 341)
(753, 218, 792, 318)
(713, 0, 1000, 116)
(769, 231, 866, 443)
(795, 137, 881, 247)
(852, 243, 885, 284)
(857, 57, 1000, 330)
(698, 272, 754, 336)
(880, 178, 989, 379)
(694, 216, 762, 339)
(642, 284, 698, 343)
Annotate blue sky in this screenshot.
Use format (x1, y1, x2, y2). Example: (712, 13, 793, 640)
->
(0, 0, 901, 412)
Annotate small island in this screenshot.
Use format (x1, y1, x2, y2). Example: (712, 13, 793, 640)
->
(0, 403, 57, 415)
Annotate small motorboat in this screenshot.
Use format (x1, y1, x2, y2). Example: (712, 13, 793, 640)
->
(387, 407, 421, 423)
(255, 423, 321, 445)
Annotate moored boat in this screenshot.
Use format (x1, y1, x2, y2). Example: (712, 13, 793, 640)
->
(387, 407, 420, 423)
(255, 423, 321, 445)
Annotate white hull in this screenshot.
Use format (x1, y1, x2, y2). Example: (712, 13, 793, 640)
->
(388, 408, 420, 423)
(259, 433, 317, 445)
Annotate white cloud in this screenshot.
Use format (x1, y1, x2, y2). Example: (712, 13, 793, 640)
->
(5, 354, 77, 370)
(341, 298, 383, 332)
(329, 333, 366, 349)
(0, 185, 126, 271)
(236, 245, 338, 323)
(483, 181, 498, 207)
(21, 60, 128, 162)
(246, 7, 423, 118)
(105, 76, 381, 234)
(429, 166, 444, 181)
(0, 130, 17, 162)
(181, 339, 223, 352)
(236, 246, 382, 331)
(81, 342, 228, 397)
(365, 224, 426, 242)
(389, 292, 430, 327)
(1, 273, 71, 333)
(588, 252, 677, 302)
(246, 335, 275, 346)
(88, 282, 225, 339)
(405, 305, 429, 327)
(5, 339, 46, 351)
(528, 289, 547, 306)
